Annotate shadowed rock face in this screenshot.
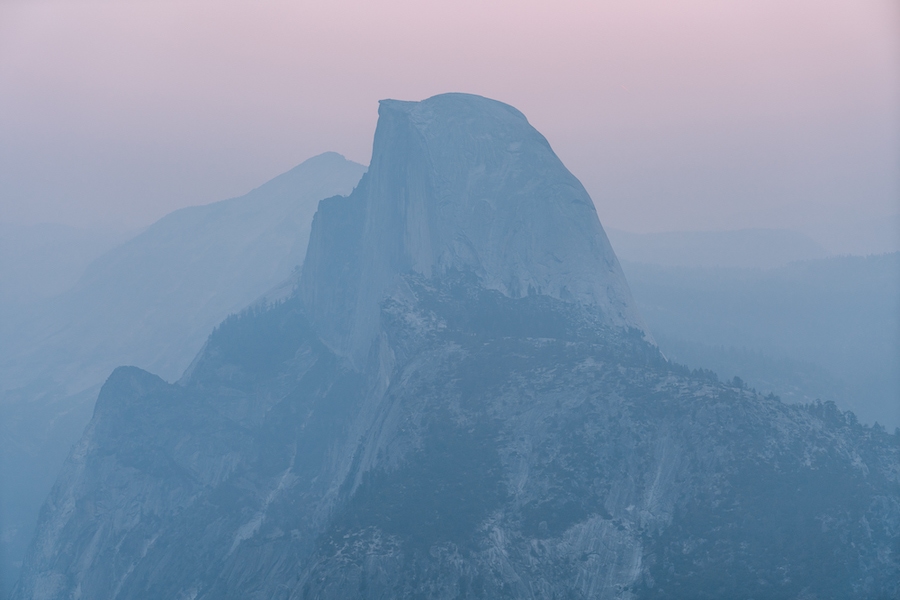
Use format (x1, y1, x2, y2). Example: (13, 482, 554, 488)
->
(300, 94, 645, 367)
(13, 95, 900, 600)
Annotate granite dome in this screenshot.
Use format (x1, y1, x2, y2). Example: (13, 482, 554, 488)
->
(300, 93, 646, 365)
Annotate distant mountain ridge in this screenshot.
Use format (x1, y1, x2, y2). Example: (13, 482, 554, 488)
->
(606, 227, 828, 269)
(1, 151, 366, 390)
(0, 152, 365, 596)
(621, 253, 900, 429)
(14, 94, 899, 600)
(0, 223, 133, 312)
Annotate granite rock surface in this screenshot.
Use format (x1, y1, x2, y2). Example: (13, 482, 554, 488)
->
(14, 95, 900, 600)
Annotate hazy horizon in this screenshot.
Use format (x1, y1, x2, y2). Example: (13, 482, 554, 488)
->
(2, 150, 897, 257)
(2, 0, 898, 250)
(5, 89, 898, 600)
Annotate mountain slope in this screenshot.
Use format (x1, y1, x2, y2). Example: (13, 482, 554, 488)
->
(620, 254, 900, 428)
(0, 222, 131, 313)
(300, 94, 646, 367)
(1, 151, 366, 389)
(16, 275, 899, 600)
(14, 95, 900, 600)
(0, 152, 365, 596)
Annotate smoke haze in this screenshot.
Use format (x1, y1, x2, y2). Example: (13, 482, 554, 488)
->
(1, 0, 897, 251)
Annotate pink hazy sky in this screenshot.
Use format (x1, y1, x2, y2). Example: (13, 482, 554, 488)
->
(1, 0, 898, 238)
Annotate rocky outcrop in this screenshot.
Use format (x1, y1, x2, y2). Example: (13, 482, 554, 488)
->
(0, 153, 365, 596)
(13, 95, 900, 600)
(300, 94, 645, 367)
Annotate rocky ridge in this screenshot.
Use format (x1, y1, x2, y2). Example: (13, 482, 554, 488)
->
(13, 95, 900, 600)
(299, 94, 645, 367)
(0, 152, 365, 596)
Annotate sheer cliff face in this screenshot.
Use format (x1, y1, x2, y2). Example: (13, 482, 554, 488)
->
(14, 95, 900, 600)
(300, 94, 644, 366)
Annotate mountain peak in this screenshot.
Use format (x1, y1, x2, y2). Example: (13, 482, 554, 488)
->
(14, 95, 899, 600)
(300, 94, 646, 365)
(377, 92, 529, 125)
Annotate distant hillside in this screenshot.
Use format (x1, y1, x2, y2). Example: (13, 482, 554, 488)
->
(1, 152, 366, 390)
(607, 228, 828, 269)
(15, 94, 898, 600)
(0, 152, 365, 596)
(621, 253, 900, 429)
(0, 223, 131, 312)
(809, 213, 900, 256)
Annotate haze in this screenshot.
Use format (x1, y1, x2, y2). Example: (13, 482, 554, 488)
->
(2, 4, 900, 593)
(1, 0, 898, 253)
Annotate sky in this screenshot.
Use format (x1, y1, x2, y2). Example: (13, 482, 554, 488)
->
(1, 0, 898, 248)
